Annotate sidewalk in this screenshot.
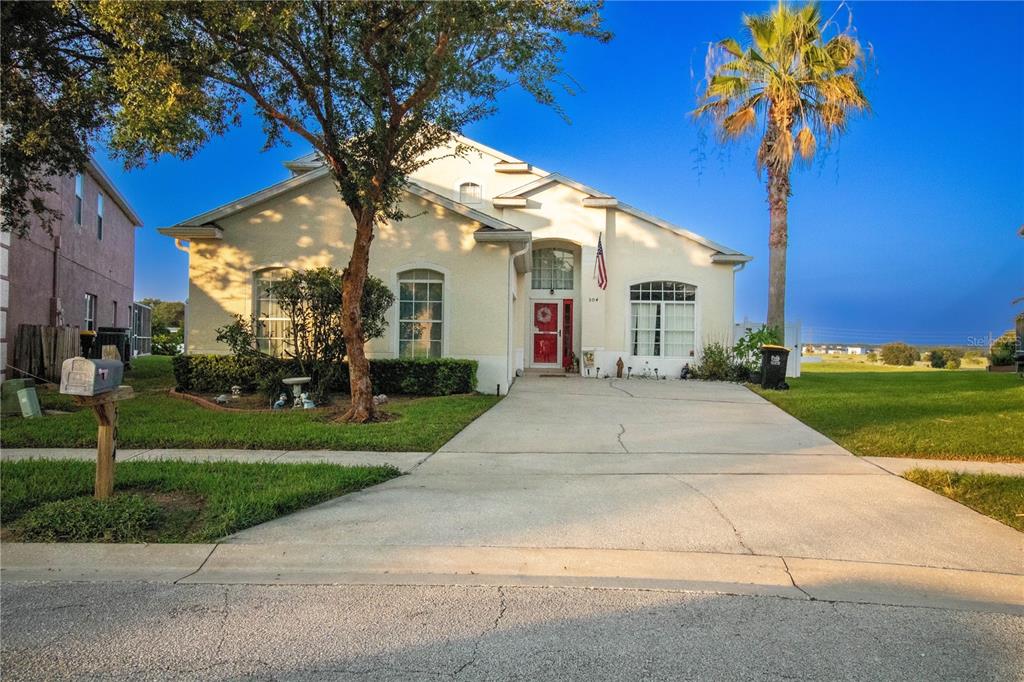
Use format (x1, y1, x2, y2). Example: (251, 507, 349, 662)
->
(864, 457, 1024, 477)
(0, 448, 431, 472)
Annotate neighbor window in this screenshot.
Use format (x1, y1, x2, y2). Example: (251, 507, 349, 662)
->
(97, 193, 104, 240)
(253, 269, 290, 355)
(629, 281, 696, 358)
(84, 293, 97, 331)
(398, 269, 443, 358)
(74, 173, 84, 225)
(531, 248, 574, 290)
(458, 182, 481, 204)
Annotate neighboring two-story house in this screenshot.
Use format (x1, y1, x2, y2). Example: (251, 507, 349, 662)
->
(1, 159, 143, 379)
(159, 137, 750, 394)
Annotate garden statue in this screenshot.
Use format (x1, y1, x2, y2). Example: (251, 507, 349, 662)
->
(681, 363, 692, 380)
(300, 392, 316, 409)
(230, 385, 242, 397)
(214, 394, 230, 405)
(272, 393, 288, 410)
(615, 357, 624, 378)
(373, 394, 389, 406)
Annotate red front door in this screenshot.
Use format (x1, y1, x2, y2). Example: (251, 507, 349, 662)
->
(533, 302, 559, 365)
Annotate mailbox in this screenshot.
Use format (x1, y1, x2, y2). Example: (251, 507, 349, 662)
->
(60, 357, 124, 396)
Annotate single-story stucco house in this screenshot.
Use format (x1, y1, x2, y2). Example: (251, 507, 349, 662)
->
(159, 136, 751, 394)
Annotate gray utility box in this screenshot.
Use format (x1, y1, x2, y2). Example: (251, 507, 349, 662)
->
(60, 357, 124, 396)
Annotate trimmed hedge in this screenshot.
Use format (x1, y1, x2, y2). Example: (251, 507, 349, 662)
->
(173, 354, 478, 396)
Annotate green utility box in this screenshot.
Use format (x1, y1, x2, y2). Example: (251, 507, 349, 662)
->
(2, 378, 36, 416)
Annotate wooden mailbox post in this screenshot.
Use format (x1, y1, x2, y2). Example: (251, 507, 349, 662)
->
(72, 386, 134, 499)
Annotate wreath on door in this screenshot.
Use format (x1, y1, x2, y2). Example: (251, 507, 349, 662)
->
(536, 306, 553, 324)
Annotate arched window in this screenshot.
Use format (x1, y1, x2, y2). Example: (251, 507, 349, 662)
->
(531, 248, 574, 290)
(399, 269, 444, 358)
(458, 182, 481, 204)
(629, 281, 696, 358)
(253, 268, 291, 355)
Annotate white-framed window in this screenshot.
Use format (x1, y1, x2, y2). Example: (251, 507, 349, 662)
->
(97, 193, 104, 240)
(532, 248, 574, 290)
(84, 293, 97, 331)
(458, 181, 482, 204)
(629, 281, 696, 358)
(253, 268, 290, 355)
(398, 269, 443, 358)
(74, 173, 84, 225)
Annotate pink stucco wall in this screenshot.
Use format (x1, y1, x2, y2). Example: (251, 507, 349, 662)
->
(1, 165, 139, 378)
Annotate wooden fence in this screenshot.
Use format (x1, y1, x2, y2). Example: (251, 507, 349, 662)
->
(12, 325, 80, 384)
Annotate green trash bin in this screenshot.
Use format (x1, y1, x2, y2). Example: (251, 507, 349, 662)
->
(759, 344, 790, 390)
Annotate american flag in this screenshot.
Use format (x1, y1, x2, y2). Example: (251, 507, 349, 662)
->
(595, 233, 608, 290)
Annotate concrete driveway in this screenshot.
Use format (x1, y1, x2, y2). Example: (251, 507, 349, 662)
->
(220, 376, 1023, 608)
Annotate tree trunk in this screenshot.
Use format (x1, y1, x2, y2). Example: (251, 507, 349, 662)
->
(766, 166, 790, 336)
(339, 209, 377, 423)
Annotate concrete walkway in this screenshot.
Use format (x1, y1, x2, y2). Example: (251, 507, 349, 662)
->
(865, 456, 1024, 477)
(3, 376, 1022, 612)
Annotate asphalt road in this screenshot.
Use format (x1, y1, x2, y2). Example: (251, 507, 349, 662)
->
(3, 582, 1022, 681)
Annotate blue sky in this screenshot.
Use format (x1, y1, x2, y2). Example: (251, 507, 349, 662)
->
(105, 1, 1023, 346)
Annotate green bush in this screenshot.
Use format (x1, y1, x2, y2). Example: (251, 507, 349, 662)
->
(13, 495, 160, 542)
(880, 342, 919, 366)
(990, 331, 1017, 366)
(732, 326, 781, 374)
(929, 347, 963, 369)
(696, 342, 740, 381)
(173, 354, 478, 396)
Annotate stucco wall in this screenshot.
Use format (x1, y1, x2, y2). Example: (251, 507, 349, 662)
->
(181, 137, 744, 392)
(2, 168, 136, 377)
(186, 175, 513, 391)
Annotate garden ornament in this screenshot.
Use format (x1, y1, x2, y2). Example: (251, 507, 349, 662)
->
(230, 385, 242, 397)
(300, 392, 316, 409)
(272, 393, 288, 410)
(214, 394, 230, 405)
(373, 394, 389, 405)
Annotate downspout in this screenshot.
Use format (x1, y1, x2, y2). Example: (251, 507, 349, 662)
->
(507, 240, 531, 391)
(173, 239, 190, 351)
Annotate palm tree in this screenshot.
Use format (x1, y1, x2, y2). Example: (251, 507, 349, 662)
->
(695, 1, 870, 334)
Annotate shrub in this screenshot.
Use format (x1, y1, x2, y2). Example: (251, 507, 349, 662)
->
(13, 495, 159, 543)
(866, 351, 879, 363)
(880, 342, 919, 366)
(732, 326, 781, 374)
(172, 353, 287, 393)
(929, 347, 964, 369)
(990, 331, 1017, 366)
(152, 329, 184, 355)
(696, 342, 737, 381)
(172, 354, 478, 396)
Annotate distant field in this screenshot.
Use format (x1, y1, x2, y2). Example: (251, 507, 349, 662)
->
(802, 353, 989, 371)
(753, 362, 1024, 461)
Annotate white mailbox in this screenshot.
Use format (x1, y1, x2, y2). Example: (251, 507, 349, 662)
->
(59, 357, 124, 397)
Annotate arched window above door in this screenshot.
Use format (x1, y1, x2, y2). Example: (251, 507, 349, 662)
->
(531, 248, 574, 290)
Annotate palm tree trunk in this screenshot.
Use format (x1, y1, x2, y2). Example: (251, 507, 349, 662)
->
(339, 208, 377, 423)
(766, 166, 790, 335)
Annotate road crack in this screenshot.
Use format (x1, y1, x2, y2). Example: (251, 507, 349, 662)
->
(780, 556, 814, 600)
(616, 424, 629, 453)
(672, 476, 752, 554)
(453, 586, 507, 677)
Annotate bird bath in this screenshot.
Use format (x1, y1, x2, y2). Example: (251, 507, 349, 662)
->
(282, 376, 311, 409)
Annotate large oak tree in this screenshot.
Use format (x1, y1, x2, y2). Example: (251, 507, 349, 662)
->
(89, 0, 608, 421)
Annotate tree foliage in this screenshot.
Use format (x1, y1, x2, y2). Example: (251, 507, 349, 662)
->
(0, 1, 117, 237)
(88, 0, 608, 421)
(139, 298, 185, 332)
(694, 2, 870, 332)
(880, 342, 919, 367)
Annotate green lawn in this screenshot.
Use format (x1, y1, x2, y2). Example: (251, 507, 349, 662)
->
(903, 469, 1024, 532)
(751, 363, 1024, 461)
(1, 356, 500, 451)
(1, 459, 400, 542)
